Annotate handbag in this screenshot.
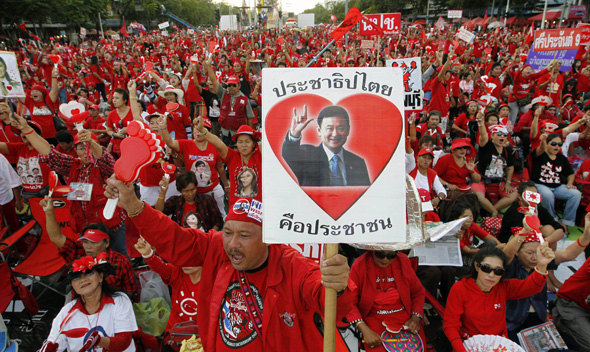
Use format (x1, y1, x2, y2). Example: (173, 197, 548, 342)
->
(165, 320, 200, 352)
(43, 100, 67, 132)
(512, 94, 531, 107)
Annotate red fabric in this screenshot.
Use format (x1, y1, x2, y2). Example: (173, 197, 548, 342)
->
(106, 109, 133, 154)
(83, 116, 107, 131)
(429, 78, 450, 117)
(155, 99, 191, 140)
(25, 94, 59, 139)
(139, 162, 177, 187)
(131, 204, 354, 352)
(453, 113, 476, 137)
(0, 122, 22, 164)
(443, 272, 547, 352)
(509, 68, 549, 102)
(219, 93, 249, 131)
(459, 223, 489, 248)
(535, 73, 564, 105)
(557, 256, 590, 310)
(434, 154, 478, 191)
(177, 140, 221, 193)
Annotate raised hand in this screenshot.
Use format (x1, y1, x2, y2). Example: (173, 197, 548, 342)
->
(134, 237, 153, 256)
(536, 242, 555, 270)
(465, 158, 478, 172)
(290, 105, 313, 138)
(40, 195, 54, 213)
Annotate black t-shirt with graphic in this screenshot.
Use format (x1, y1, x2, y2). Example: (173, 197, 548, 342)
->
(531, 152, 573, 187)
(477, 141, 514, 182)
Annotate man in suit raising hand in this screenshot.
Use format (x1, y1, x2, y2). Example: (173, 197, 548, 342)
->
(282, 105, 370, 187)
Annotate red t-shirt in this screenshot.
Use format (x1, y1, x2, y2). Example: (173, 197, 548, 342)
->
(25, 94, 59, 139)
(155, 99, 191, 140)
(139, 161, 177, 187)
(460, 223, 489, 249)
(434, 154, 479, 191)
(0, 122, 22, 164)
(557, 257, 590, 310)
(7, 143, 51, 192)
(429, 78, 450, 118)
(216, 268, 266, 351)
(535, 73, 564, 105)
(453, 113, 476, 137)
(83, 116, 107, 131)
(224, 148, 262, 206)
(177, 140, 221, 194)
(106, 108, 134, 154)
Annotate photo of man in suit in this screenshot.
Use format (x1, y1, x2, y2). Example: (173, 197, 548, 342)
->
(282, 105, 370, 187)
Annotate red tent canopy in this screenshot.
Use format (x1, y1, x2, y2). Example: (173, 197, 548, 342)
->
(528, 11, 582, 21)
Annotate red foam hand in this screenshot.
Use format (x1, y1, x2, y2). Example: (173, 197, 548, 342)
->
(48, 171, 59, 192)
(70, 111, 89, 124)
(525, 215, 541, 232)
(114, 121, 158, 183)
(161, 162, 176, 174)
(79, 330, 101, 352)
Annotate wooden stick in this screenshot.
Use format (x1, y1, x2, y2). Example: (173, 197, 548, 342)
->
(323, 243, 339, 352)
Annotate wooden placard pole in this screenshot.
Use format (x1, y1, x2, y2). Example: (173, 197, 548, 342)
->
(323, 243, 339, 352)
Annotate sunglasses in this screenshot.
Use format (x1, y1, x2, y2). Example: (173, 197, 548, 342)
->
(71, 269, 96, 282)
(227, 84, 238, 87)
(455, 146, 469, 150)
(477, 263, 505, 276)
(549, 142, 563, 147)
(374, 251, 397, 260)
(493, 132, 509, 137)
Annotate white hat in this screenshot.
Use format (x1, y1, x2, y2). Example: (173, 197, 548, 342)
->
(157, 85, 184, 101)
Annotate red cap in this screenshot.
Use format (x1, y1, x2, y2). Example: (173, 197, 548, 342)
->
(232, 125, 261, 142)
(451, 138, 471, 150)
(202, 117, 212, 129)
(78, 228, 110, 242)
(74, 132, 98, 145)
(226, 198, 262, 226)
(89, 104, 100, 110)
(227, 75, 240, 85)
(418, 188, 431, 202)
(31, 84, 48, 96)
(418, 148, 434, 157)
(539, 120, 559, 132)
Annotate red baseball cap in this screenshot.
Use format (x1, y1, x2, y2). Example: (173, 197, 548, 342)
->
(202, 117, 212, 129)
(78, 228, 110, 242)
(89, 104, 100, 110)
(227, 76, 240, 85)
(232, 125, 261, 142)
(418, 148, 434, 157)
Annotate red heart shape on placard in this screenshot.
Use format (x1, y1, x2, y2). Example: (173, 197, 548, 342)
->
(6, 85, 12, 91)
(49, 55, 60, 63)
(265, 93, 402, 219)
(70, 108, 80, 116)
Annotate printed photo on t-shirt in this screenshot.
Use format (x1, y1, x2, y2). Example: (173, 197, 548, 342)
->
(191, 160, 213, 188)
(235, 167, 259, 198)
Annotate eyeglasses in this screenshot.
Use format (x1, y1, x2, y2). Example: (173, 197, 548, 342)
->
(71, 270, 96, 282)
(549, 142, 563, 147)
(374, 251, 397, 259)
(477, 263, 505, 276)
(227, 84, 238, 88)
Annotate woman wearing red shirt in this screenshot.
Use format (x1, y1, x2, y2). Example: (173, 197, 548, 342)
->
(444, 246, 554, 352)
(19, 76, 59, 143)
(452, 101, 478, 138)
(106, 88, 133, 158)
(434, 138, 481, 192)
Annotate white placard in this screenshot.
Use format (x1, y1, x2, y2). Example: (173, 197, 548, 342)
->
(161, 30, 169, 37)
(360, 40, 375, 50)
(111, 33, 120, 40)
(262, 68, 406, 244)
(158, 21, 170, 29)
(187, 28, 194, 35)
(80, 27, 86, 36)
(457, 28, 475, 43)
(385, 57, 423, 110)
(0, 51, 26, 97)
(447, 10, 463, 19)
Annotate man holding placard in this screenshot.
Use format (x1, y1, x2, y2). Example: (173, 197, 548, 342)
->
(104, 179, 353, 351)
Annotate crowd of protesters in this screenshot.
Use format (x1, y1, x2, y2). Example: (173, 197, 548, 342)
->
(1, 18, 590, 352)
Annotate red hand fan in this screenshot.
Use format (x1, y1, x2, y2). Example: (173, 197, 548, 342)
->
(48, 55, 60, 64)
(161, 162, 176, 181)
(190, 54, 199, 64)
(70, 111, 89, 131)
(48, 171, 59, 197)
(166, 102, 180, 113)
(62, 328, 89, 338)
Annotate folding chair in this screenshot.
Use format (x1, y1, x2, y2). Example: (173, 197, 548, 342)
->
(11, 197, 78, 298)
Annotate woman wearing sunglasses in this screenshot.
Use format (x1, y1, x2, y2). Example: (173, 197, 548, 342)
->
(444, 245, 554, 352)
(41, 255, 138, 352)
(472, 113, 519, 218)
(531, 133, 581, 227)
(347, 249, 426, 351)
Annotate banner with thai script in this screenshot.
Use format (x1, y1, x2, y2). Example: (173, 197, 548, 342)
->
(386, 57, 423, 110)
(526, 46, 578, 72)
(262, 68, 406, 244)
(577, 23, 590, 46)
(359, 13, 401, 36)
(447, 10, 463, 19)
(533, 28, 582, 52)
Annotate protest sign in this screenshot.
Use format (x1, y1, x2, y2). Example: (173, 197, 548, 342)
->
(158, 21, 169, 29)
(111, 33, 120, 40)
(577, 23, 590, 46)
(80, 27, 86, 37)
(359, 13, 401, 36)
(288, 243, 325, 263)
(262, 67, 406, 244)
(161, 30, 169, 37)
(571, 5, 587, 18)
(533, 28, 582, 52)
(187, 28, 194, 35)
(360, 39, 375, 50)
(386, 57, 423, 110)
(0, 51, 26, 97)
(526, 46, 577, 71)
(457, 28, 475, 43)
(447, 10, 463, 19)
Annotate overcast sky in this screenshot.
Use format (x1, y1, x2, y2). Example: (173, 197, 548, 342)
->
(213, 0, 326, 16)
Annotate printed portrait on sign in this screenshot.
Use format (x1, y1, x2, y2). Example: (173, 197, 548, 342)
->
(0, 51, 25, 97)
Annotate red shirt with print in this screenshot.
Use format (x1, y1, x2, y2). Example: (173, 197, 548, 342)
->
(106, 109, 134, 154)
(177, 140, 222, 193)
(224, 148, 262, 206)
(25, 94, 59, 139)
(7, 143, 51, 192)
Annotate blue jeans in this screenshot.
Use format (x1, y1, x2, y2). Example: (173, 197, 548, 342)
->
(535, 184, 581, 226)
(110, 222, 129, 259)
(58, 88, 67, 104)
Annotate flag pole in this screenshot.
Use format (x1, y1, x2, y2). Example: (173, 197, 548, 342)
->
(306, 39, 335, 67)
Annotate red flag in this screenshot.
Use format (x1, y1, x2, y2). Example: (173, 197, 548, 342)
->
(120, 19, 129, 37)
(420, 27, 426, 42)
(17, 23, 28, 33)
(331, 14, 337, 22)
(482, 10, 489, 29)
(330, 7, 363, 41)
(362, 15, 384, 35)
(31, 34, 41, 41)
(524, 25, 534, 45)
